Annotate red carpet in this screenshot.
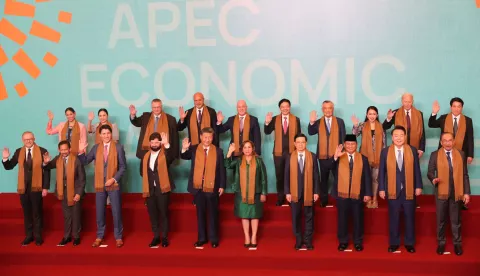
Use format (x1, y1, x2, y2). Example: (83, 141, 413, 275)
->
(0, 194, 479, 275)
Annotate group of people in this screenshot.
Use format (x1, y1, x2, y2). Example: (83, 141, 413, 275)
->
(1, 92, 473, 256)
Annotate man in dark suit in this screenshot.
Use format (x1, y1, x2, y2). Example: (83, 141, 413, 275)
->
(2, 131, 50, 246)
(43, 140, 86, 246)
(427, 132, 471, 256)
(178, 92, 219, 147)
(429, 97, 474, 211)
(139, 132, 176, 248)
(265, 98, 301, 206)
(181, 127, 226, 248)
(379, 126, 423, 253)
(216, 99, 262, 156)
(284, 133, 320, 250)
(79, 125, 127, 248)
(129, 98, 179, 160)
(308, 100, 346, 207)
(331, 135, 372, 252)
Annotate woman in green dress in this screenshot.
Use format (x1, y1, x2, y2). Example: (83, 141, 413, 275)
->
(225, 140, 267, 248)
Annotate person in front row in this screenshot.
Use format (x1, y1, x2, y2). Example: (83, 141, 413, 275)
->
(225, 140, 267, 248)
(427, 132, 471, 255)
(181, 127, 226, 248)
(331, 135, 372, 252)
(43, 140, 86, 246)
(379, 126, 423, 253)
(285, 133, 320, 250)
(78, 125, 127, 248)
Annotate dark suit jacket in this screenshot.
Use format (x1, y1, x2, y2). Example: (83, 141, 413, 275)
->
(217, 114, 262, 155)
(382, 108, 426, 151)
(264, 115, 301, 155)
(139, 149, 176, 193)
(78, 142, 127, 184)
(427, 149, 471, 195)
(330, 154, 373, 199)
(43, 155, 86, 196)
(308, 116, 346, 158)
(178, 106, 219, 147)
(2, 146, 51, 190)
(130, 112, 179, 160)
(378, 145, 423, 199)
(180, 145, 226, 194)
(428, 114, 474, 158)
(284, 152, 321, 198)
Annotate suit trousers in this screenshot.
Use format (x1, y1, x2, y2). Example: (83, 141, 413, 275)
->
(61, 194, 82, 239)
(274, 155, 286, 201)
(336, 197, 364, 244)
(146, 188, 170, 238)
(387, 189, 416, 246)
(319, 159, 335, 205)
(194, 190, 219, 243)
(20, 190, 43, 240)
(436, 195, 462, 246)
(96, 188, 123, 240)
(290, 200, 315, 246)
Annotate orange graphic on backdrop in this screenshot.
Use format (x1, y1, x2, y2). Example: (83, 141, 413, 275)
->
(0, 0, 71, 100)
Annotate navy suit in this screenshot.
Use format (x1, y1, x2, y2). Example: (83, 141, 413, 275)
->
(181, 145, 226, 243)
(79, 142, 127, 240)
(216, 114, 262, 155)
(178, 106, 219, 147)
(378, 145, 423, 246)
(331, 154, 372, 245)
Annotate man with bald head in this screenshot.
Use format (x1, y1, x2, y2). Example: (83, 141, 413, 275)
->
(178, 92, 219, 147)
(383, 93, 426, 158)
(216, 100, 261, 156)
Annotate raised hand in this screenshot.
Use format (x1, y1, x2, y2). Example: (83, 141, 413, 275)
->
(182, 138, 191, 150)
(79, 143, 88, 155)
(265, 112, 273, 124)
(2, 147, 10, 159)
(43, 152, 51, 163)
(179, 106, 187, 121)
(432, 100, 440, 114)
(432, 178, 441, 185)
(160, 132, 169, 145)
(217, 111, 224, 123)
(415, 188, 422, 196)
(387, 109, 396, 120)
(47, 110, 54, 121)
(88, 111, 95, 121)
(334, 144, 345, 159)
(309, 110, 318, 123)
(351, 114, 359, 126)
(129, 105, 137, 116)
(228, 143, 236, 154)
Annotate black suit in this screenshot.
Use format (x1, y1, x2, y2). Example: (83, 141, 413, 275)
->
(139, 147, 176, 239)
(382, 109, 426, 152)
(130, 112, 179, 161)
(43, 155, 86, 239)
(216, 114, 262, 155)
(178, 106, 219, 147)
(428, 114, 474, 158)
(427, 149, 470, 246)
(265, 115, 301, 203)
(308, 116, 346, 206)
(2, 146, 51, 241)
(284, 152, 320, 247)
(181, 145, 226, 243)
(331, 154, 372, 245)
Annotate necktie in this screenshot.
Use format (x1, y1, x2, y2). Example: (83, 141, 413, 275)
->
(283, 117, 287, 134)
(239, 117, 244, 132)
(104, 145, 108, 163)
(446, 151, 454, 196)
(202, 148, 208, 181)
(197, 109, 202, 124)
(349, 155, 353, 171)
(299, 154, 304, 173)
(453, 118, 458, 137)
(327, 118, 331, 133)
(397, 150, 403, 171)
(406, 111, 411, 130)
(63, 157, 67, 186)
(27, 148, 32, 167)
(446, 151, 453, 171)
(154, 116, 159, 131)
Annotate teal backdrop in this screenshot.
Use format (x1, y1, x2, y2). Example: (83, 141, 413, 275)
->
(1, 0, 479, 194)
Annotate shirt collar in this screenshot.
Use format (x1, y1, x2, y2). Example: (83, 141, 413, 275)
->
(103, 142, 111, 147)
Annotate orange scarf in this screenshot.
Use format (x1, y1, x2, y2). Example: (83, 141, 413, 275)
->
(437, 149, 464, 201)
(193, 145, 217, 192)
(233, 114, 250, 156)
(189, 106, 211, 146)
(142, 149, 171, 197)
(94, 142, 119, 192)
(337, 152, 363, 199)
(289, 150, 314, 206)
(95, 121, 113, 144)
(318, 116, 339, 159)
(141, 113, 169, 150)
(56, 154, 76, 206)
(273, 114, 296, 157)
(17, 145, 42, 194)
(387, 145, 414, 200)
(360, 121, 383, 168)
(444, 113, 466, 151)
(394, 107, 423, 149)
(61, 121, 80, 155)
(239, 156, 257, 204)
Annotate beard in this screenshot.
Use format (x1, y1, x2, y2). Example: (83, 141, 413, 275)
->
(150, 146, 161, 152)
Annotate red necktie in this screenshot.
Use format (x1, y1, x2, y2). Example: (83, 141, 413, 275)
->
(104, 145, 108, 163)
(283, 117, 287, 134)
(406, 111, 411, 130)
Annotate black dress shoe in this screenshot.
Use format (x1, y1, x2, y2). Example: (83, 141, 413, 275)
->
(388, 245, 399, 253)
(194, 240, 207, 247)
(73, 238, 81, 246)
(211, 242, 219, 248)
(354, 244, 363, 251)
(436, 245, 445, 255)
(276, 200, 283, 206)
(454, 245, 463, 256)
(294, 243, 302, 250)
(338, 243, 348, 251)
(21, 237, 34, 246)
(161, 238, 169, 248)
(320, 203, 327, 208)
(149, 237, 160, 247)
(461, 204, 468, 211)
(405, 245, 416, 253)
(306, 244, 314, 250)
(35, 239, 44, 246)
(58, 237, 72, 246)
(244, 243, 251, 248)
(250, 243, 257, 248)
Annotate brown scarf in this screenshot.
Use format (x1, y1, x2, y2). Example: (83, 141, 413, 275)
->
(387, 145, 414, 200)
(444, 113, 466, 151)
(142, 149, 171, 197)
(289, 150, 314, 206)
(274, 114, 297, 157)
(95, 121, 113, 144)
(437, 149, 464, 201)
(239, 155, 257, 204)
(318, 116, 339, 159)
(17, 145, 43, 194)
(189, 106, 211, 146)
(141, 113, 169, 150)
(56, 154, 76, 206)
(337, 152, 363, 199)
(394, 107, 423, 149)
(360, 121, 383, 168)
(94, 142, 119, 192)
(233, 114, 250, 156)
(193, 145, 217, 192)
(61, 120, 80, 155)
